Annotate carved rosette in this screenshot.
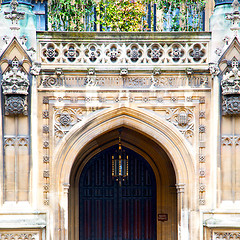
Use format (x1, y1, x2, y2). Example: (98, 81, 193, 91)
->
(4, 96, 28, 115)
(221, 66, 240, 115)
(222, 96, 240, 115)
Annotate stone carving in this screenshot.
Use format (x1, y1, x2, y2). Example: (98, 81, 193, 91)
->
(214, 232, 240, 239)
(43, 184, 50, 192)
(30, 62, 41, 76)
(43, 156, 50, 163)
(4, 96, 28, 116)
(41, 77, 60, 88)
(199, 111, 206, 118)
(43, 96, 49, 104)
(120, 68, 128, 76)
(199, 155, 206, 163)
(88, 68, 95, 75)
(2, 68, 29, 95)
(43, 141, 49, 148)
(40, 75, 209, 88)
(221, 66, 240, 95)
(166, 108, 194, 141)
(215, 47, 222, 56)
(199, 184, 206, 192)
(147, 44, 163, 62)
(0, 233, 38, 240)
(222, 135, 240, 145)
(168, 43, 185, 62)
(199, 199, 205, 205)
(43, 110, 49, 119)
(153, 68, 161, 75)
(63, 44, 80, 62)
(199, 125, 206, 133)
(4, 0, 25, 30)
(189, 44, 205, 62)
(225, 0, 240, 33)
(43, 125, 49, 133)
(40, 40, 208, 65)
(222, 96, 240, 115)
(199, 97, 205, 104)
(106, 44, 121, 62)
(42, 43, 60, 62)
(127, 44, 143, 62)
(43, 170, 49, 178)
(54, 108, 84, 142)
(199, 169, 206, 177)
(4, 136, 29, 147)
(85, 44, 101, 62)
(209, 62, 220, 77)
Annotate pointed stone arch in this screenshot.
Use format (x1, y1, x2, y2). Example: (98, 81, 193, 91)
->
(52, 106, 196, 240)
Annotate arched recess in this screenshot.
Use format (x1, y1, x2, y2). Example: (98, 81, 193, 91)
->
(52, 106, 196, 240)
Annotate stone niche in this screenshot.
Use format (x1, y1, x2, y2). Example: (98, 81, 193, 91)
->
(219, 37, 240, 115)
(0, 37, 31, 116)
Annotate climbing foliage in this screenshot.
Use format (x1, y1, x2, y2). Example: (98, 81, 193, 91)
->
(48, 0, 206, 32)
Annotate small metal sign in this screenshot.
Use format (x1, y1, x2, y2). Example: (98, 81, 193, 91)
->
(158, 214, 168, 222)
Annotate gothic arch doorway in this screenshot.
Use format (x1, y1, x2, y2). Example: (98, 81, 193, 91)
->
(79, 145, 156, 240)
(69, 127, 177, 240)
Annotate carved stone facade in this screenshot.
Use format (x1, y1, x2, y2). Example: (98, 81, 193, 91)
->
(2, 0, 240, 240)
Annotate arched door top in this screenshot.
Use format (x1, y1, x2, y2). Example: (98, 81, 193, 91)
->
(54, 106, 194, 196)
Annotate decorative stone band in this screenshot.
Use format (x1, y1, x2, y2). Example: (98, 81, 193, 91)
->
(40, 41, 208, 65)
(40, 75, 210, 89)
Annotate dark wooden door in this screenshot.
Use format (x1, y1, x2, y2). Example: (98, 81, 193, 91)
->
(79, 145, 156, 240)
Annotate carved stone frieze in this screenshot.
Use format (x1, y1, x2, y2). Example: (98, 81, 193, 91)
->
(165, 108, 194, 141)
(4, 96, 28, 116)
(0, 233, 38, 240)
(40, 75, 210, 89)
(214, 232, 240, 240)
(40, 40, 208, 64)
(4, 136, 29, 147)
(222, 135, 240, 145)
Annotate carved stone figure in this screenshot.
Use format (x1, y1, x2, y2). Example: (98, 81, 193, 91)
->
(2, 68, 29, 95)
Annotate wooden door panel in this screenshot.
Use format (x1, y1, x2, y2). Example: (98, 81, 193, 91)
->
(79, 145, 156, 240)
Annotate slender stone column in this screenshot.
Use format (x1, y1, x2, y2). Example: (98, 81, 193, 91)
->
(62, 183, 70, 240)
(176, 183, 188, 240)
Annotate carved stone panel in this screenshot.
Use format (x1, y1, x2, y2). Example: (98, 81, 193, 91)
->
(4, 95, 28, 116)
(2, 68, 29, 95)
(222, 96, 240, 115)
(165, 107, 194, 142)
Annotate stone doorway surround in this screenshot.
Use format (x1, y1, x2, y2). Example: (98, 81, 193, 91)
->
(51, 106, 197, 240)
